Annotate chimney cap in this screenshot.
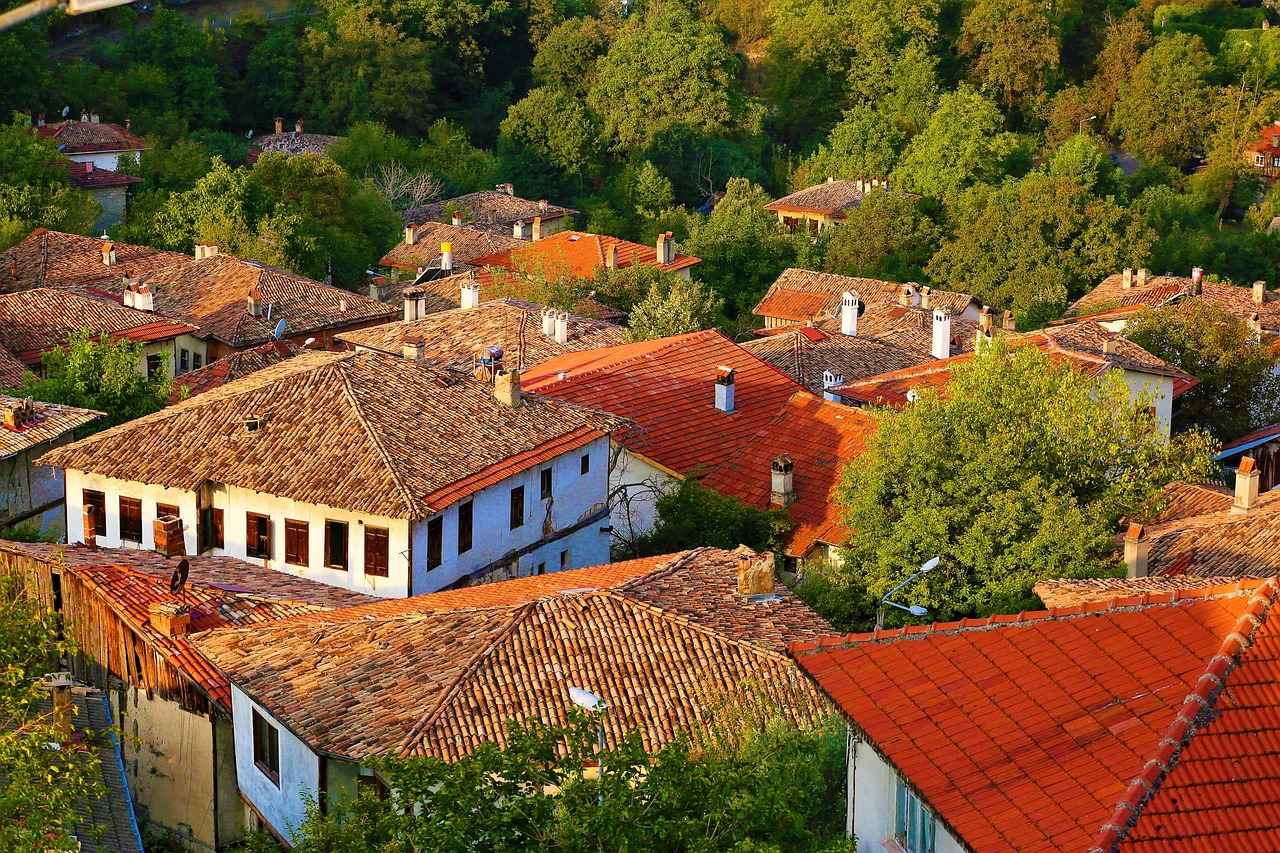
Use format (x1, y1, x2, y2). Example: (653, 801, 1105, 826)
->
(1240, 456, 1257, 474)
(771, 453, 794, 472)
(1125, 522, 1145, 540)
(714, 366, 735, 384)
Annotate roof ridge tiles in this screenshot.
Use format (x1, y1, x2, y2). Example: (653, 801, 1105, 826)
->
(1085, 578, 1280, 853)
(530, 329, 724, 389)
(334, 358, 421, 518)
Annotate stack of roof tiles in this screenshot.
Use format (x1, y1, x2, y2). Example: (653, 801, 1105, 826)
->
(403, 190, 577, 233)
(0, 394, 102, 459)
(0, 229, 190, 293)
(190, 547, 833, 761)
(791, 579, 1280, 852)
(1067, 273, 1280, 333)
(39, 349, 615, 521)
(336, 298, 625, 372)
(752, 269, 977, 325)
(523, 330, 877, 557)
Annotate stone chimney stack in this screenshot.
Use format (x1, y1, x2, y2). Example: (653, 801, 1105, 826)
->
(1102, 338, 1118, 355)
(1234, 456, 1261, 513)
(404, 224, 417, 246)
(403, 336, 425, 364)
(1137, 268, 1149, 288)
(274, 117, 283, 134)
(460, 279, 481, 310)
(714, 366, 735, 413)
(920, 286, 932, 310)
(1001, 310, 1016, 332)
(1123, 523, 1149, 578)
(532, 216, 543, 241)
(978, 305, 993, 335)
(841, 291, 858, 336)
(247, 288, 263, 317)
(101, 242, 115, 266)
(605, 244, 618, 270)
(736, 550, 775, 597)
(770, 454, 795, 507)
(931, 308, 952, 360)
(1254, 280, 1267, 304)
(43, 674, 74, 737)
(494, 368, 522, 408)
(1121, 268, 1133, 289)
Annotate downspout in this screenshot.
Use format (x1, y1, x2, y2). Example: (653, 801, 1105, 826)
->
(846, 726, 856, 840)
(100, 691, 146, 852)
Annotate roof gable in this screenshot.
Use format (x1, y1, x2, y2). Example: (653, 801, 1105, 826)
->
(0, 229, 191, 293)
(469, 230, 700, 277)
(0, 287, 198, 362)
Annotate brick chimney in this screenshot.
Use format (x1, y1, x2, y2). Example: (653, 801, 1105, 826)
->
(101, 241, 115, 266)
(274, 117, 283, 134)
(403, 336, 425, 363)
(770, 454, 795, 507)
(1254, 280, 1267, 304)
(247, 288, 263, 317)
(1123, 523, 1149, 578)
(153, 515, 185, 558)
(931, 308, 952, 360)
(736, 550, 775, 597)
(1121, 268, 1133, 289)
(1136, 268, 1149, 287)
(85, 161, 95, 174)
(1191, 267, 1203, 295)
(83, 504, 97, 548)
(460, 279, 481, 310)
(841, 291, 858, 336)
(714, 366, 735, 413)
(149, 601, 190, 637)
(440, 242, 453, 272)
(494, 368, 522, 407)
(1234, 456, 1260, 513)
(404, 224, 417, 246)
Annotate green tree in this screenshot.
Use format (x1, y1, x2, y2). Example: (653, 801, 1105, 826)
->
(1112, 33, 1216, 168)
(532, 16, 613, 95)
(1047, 133, 1118, 195)
(625, 275, 724, 342)
(327, 121, 414, 179)
(108, 7, 228, 129)
(13, 332, 172, 432)
(631, 477, 793, 559)
(823, 191, 942, 282)
(0, 119, 100, 247)
(891, 86, 1024, 198)
(1125, 301, 1280, 441)
(499, 87, 600, 174)
(790, 104, 903, 190)
(0, 575, 104, 852)
(812, 340, 1217, 630)
(415, 120, 503, 194)
(959, 0, 1060, 113)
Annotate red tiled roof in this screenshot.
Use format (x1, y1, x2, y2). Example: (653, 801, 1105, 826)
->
(379, 222, 519, 271)
(66, 161, 142, 190)
(470, 230, 700, 276)
(0, 345, 33, 389)
(1220, 422, 1280, 455)
(1068, 274, 1280, 333)
(0, 394, 102, 458)
(169, 340, 302, 403)
(37, 119, 146, 154)
(0, 229, 191, 293)
(752, 269, 977, 323)
(1143, 487, 1280, 578)
(523, 331, 876, 556)
(403, 191, 577, 232)
(790, 581, 1280, 853)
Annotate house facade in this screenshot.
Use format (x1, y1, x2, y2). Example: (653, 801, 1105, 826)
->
(0, 396, 101, 537)
(764, 177, 914, 232)
(36, 114, 147, 171)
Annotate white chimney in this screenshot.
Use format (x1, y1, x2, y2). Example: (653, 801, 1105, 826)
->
(126, 282, 153, 313)
(931, 308, 952, 360)
(405, 224, 417, 246)
(451, 211, 462, 226)
(404, 296, 421, 322)
(1123, 523, 1149, 578)
(657, 232, 675, 265)
(541, 307, 556, 337)
(514, 220, 529, 240)
(714, 366, 735, 413)
(296, 119, 304, 134)
(403, 337, 425, 363)
(495, 368, 522, 407)
(1254, 280, 1267, 304)
(101, 241, 115, 266)
(440, 242, 454, 272)
(770, 454, 795, 507)
(247, 288, 263, 317)
(1234, 456, 1261, 513)
(899, 284, 921, 307)
(1121, 268, 1133, 289)
(1191, 267, 1204, 294)
(367, 277, 384, 301)
(460, 279, 481, 310)
(822, 371, 843, 402)
(554, 312, 569, 345)
(1137, 268, 1149, 287)
(841, 291, 858, 336)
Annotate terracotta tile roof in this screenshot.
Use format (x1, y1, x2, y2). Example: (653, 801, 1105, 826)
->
(66, 161, 142, 190)
(379, 222, 520, 271)
(741, 327, 930, 393)
(1068, 274, 1280, 333)
(403, 190, 577, 231)
(764, 180, 916, 218)
(36, 119, 146, 154)
(336, 298, 624, 372)
(189, 547, 831, 760)
(523, 331, 876, 556)
(169, 340, 302, 403)
(128, 253, 396, 347)
(1033, 574, 1256, 608)
(790, 581, 1280, 853)
(1142, 480, 1234, 525)
(0, 287, 198, 365)
(833, 322, 1192, 409)
(0, 345, 33, 389)
(38, 349, 614, 520)
(470, 230, 700, 277)
(1219, 422, 1280, 456)
(248, 131, 343, 159)
(0, 229, 191, 293)
(752, 269, 976, 323)
(0, 394, 102, 459)
(1143, 488, 1280, 578)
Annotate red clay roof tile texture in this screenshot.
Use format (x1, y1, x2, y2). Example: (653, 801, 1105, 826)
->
(380, 222, 520, 271)
(0, 229, 190, 293)
(0, 394, 102, 458)
(469, 230, 700, 276)
(752, 269, 976, 323)
(37, 119, 146, 154)
(1068, 274, 1280, 333)
(169, 340, 302, 403)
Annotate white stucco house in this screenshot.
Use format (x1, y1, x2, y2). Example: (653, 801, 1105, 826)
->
(0, 395, 102, 538)
(39, 348, 615, 598)
(36, 114, 148, 172)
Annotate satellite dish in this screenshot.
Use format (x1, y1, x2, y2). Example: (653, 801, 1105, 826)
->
(61, 106, 70, 117)
(303, 337, 317, 347)
(168, 558, 190, 595)
(273, 318, 286, 340)
(247, 129, 254, 139)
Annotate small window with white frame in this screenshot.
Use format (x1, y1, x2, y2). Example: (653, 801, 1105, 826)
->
(1256, 153, 1266, 166)
(895, 777, 936, 853)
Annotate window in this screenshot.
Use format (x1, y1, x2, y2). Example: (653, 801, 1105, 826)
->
(252, 709, 280, 786)
(365, 526, 389, 577)
(457, 500, 473, 555)
(540, 467, 553, 500)
(179, 349, 189, 373)
(246, 512, 271, 559)
(324, 520, 349, 570)
(510, 485, 525, 530)
(1257, 153, 1266, 166)
(1273, 156, 1280, 169)
(895, 778, 936, 853)
(192, 352, 203, 370)
(156, 503, 180, 520)
(82, 489, 106, 537)
(200, 507, 223, 552)
(426, 516, 443, 570)
(118, 497, 143, 542)
(560, 549, 569, 569)
(284, 519, 309, 566)
(536, 561, 546, 575)
(580, 453, 590, 475)
(146, 354, 163, 378)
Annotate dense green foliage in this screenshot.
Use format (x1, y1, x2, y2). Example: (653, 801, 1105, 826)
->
(627, 478, 793, 560)
(800, 342, 1218, 631)
(246, 704, 850, 853)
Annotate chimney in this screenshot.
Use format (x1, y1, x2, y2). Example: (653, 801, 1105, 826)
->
(367, 276, 385, 301)
(82, 504, 97, 548)
(44, 674, 74, 737)
(402, 336, 425, 363)
(1123, 523, 1149, 578)
(194, 243, 219, 261)
(125, 118, 130, 130)
(826, 175, 834, 183)
(605, 244, 618, 270)
(2, 397, 33, 429)
(1191, 267, 1203, 294)
(101, 241, 115, 266)
(404, 224, 417, 245)
(840, 291, 858, 336)
(736, 551, 775, 597)
(89, 112, 99, 124)
(460, 278, 481, 309)
(274, 117, 283, 134)
(978, 305, 993, 335)
(404, 296, 420, 322)
(295, 119, 303, 134)
(1234, 456, 1261, 513)
(1137, 268, 1149, 287)
(514, 220, 529, 240)
(897, 284, 915, 307)
(1254, 280, 1267, 304)
(440, 242, 453, 272)
(148, 601, 191, 637)
(770, 454, 795, 507)
(657, 232, 675, 265)
(822, 370, 844, 402)
(85, 161, 94, 173)
(501, 183, 515, 195)
(1121, 268, 1133, 289)
(1001, 310, 1016, 332)
(919, 286, 931, 310)
(532, 216, 543, 241)
(247, 288, 263, 317)
(339, 297, 347, 313)
(451, 210, 462, 226)
(494, 368, 522, 407)
(81, 113, 89, 122)
(541, 307, 556, 337)
(1102, 338, 1117, 355)
(539, 199, 548, 212)
(126, 282, 154, 313)
(714, 366, 735, 413)
(37, 113, 45, 126)
(153, 515, 185, 558)
(1249, 312, 1262, 335)
(554, 311, 569, 345)
(931, 308, 952, 360)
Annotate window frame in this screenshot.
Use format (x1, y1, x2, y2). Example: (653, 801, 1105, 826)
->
(324, 520, 349, 571)
(284, 519, 309, 567)
(457, 500, 473, 555)
(179, 348, 189, 374)
(156, 503, 180, 520)
(540, 467, 553, 500)
(426, 516, 443, 570)
(200, 507, 224, 552)
(560, 549, 569, 570)
(580, 453, 590, 475)
(894, 777, 936, 853)
(118, 496, 143, 543)
(83, 489, 107, 537)
(364, 526, 389, 578)
(246, 512, 271, 559)
(510, 485, 525, 530)
(252, 708, 281, 786)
